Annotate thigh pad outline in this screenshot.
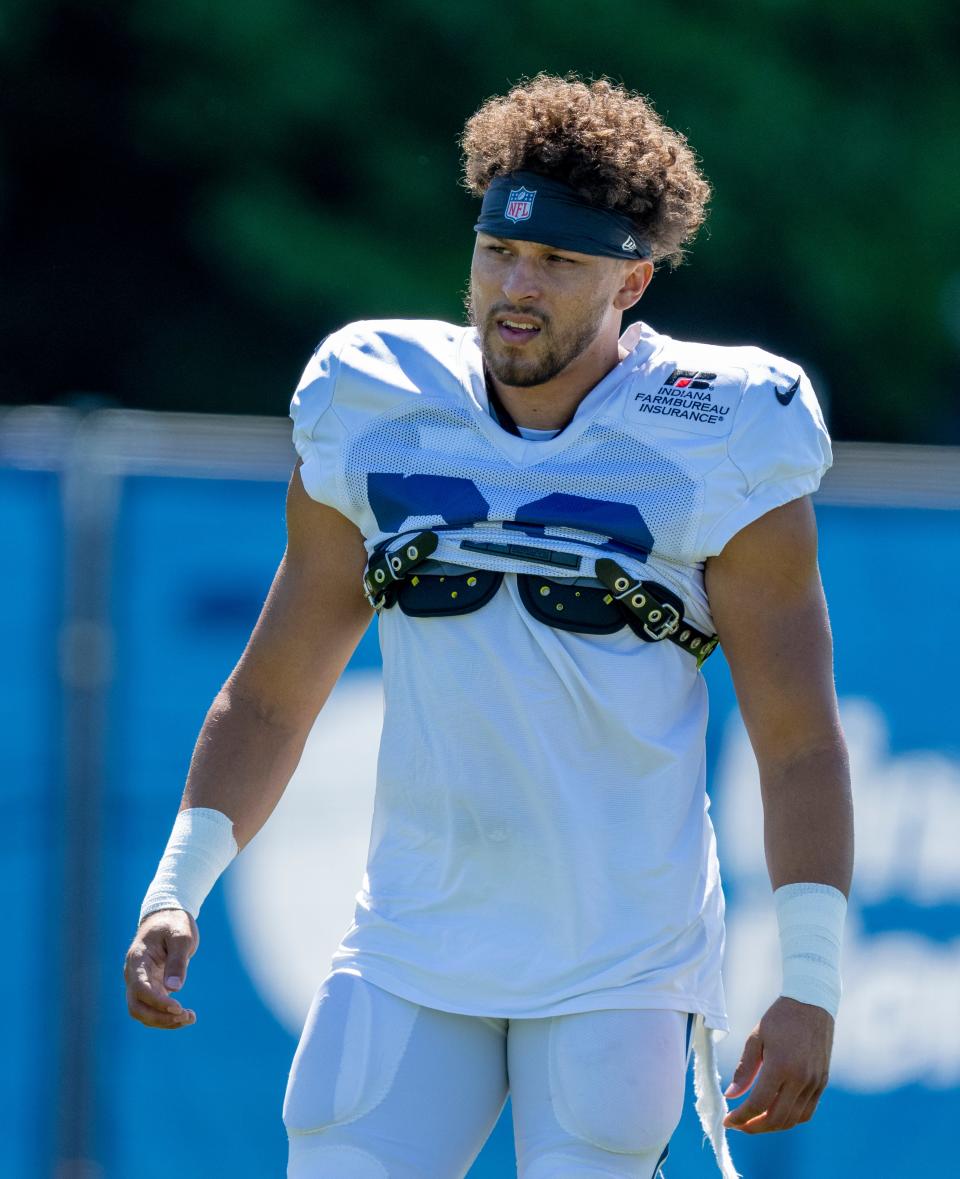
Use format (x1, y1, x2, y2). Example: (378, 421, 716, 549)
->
(546, 1011, 686, 1156)
(283, 974, 420, 1135)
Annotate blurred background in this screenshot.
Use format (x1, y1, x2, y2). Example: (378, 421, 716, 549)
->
(3, 1, 959, 1176)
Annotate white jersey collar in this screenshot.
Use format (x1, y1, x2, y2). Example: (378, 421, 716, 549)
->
(618, 319, 663, 360)
(457, 321, 665, 464)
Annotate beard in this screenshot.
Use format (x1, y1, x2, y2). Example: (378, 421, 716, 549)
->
(465, 284, 607, 388)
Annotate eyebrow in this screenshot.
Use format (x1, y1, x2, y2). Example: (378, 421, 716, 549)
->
(481, 234, 582, 258)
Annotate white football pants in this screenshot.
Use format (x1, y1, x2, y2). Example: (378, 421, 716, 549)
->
(284, 972, 693, 1179)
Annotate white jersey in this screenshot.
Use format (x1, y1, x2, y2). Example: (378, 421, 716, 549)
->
(290, 318, 831, 1027)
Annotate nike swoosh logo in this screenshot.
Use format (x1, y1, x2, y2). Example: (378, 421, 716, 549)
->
(775, 375, 801, 406)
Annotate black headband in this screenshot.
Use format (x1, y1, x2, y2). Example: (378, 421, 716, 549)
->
(474, 171, 649, 260)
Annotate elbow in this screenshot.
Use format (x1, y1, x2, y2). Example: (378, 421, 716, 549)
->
(211, 679, 314, 740)
(758, 728, 851, 796)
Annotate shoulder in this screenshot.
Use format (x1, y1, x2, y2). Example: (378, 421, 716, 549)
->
(291, 318, 473, 432)
(659, 330, 833, 486)
(637, 322, 812, 411)
(317, 318, 471, 381)
(621, 324, 832, 559)
(624, 323, 827, 447)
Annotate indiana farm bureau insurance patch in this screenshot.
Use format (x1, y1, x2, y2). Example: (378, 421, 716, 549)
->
(629, 367, 743, 436)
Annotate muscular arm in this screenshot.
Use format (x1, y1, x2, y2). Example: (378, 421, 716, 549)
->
(704, 496, 854, 1132)
(707, 496, 853, 896)
(181, 464, 372, 848)
(124, 465, 371, 1027)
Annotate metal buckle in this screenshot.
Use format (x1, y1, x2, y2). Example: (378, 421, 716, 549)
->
(362, 557, 393, 609)
(363, 581, 386, 610)
(363, 530, 438, 611)
(643, 601, 681, 641)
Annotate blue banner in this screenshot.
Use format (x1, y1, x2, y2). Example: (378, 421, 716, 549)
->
(5, 464, 959, 1178)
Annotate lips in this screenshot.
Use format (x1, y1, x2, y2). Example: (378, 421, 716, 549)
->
(495, 316, 542, 345)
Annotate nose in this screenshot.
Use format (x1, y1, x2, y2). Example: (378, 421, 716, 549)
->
(501, 256, 542, 304)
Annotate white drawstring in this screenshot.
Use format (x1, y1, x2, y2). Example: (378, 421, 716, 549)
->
(692, 1015, 741, 1179)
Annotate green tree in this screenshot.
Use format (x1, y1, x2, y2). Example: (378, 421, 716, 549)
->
(1, 0, 957, 441)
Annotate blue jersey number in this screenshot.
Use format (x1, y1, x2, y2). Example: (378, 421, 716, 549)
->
(511, 492, 653, 554)
(368, 473, 653, 556)
(368, 474, 491, 532)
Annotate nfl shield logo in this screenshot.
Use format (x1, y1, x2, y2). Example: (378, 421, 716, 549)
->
(504, 186, 536, 223)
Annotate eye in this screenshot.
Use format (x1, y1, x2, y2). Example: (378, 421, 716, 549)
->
(485, 245, 512, 256)
(546, 254, 576, 265)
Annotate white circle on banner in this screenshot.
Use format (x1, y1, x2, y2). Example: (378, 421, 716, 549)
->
(224, 671, 383, 1035)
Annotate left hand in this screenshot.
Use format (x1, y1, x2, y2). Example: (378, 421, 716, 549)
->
(722, 996, 834, 1134)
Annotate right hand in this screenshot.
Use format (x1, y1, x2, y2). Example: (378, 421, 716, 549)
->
(124, 909, 200, 1029)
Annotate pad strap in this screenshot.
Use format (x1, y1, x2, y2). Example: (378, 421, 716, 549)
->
(363, 538, 719, 665)
(363, 530, 439, 609)
(595, 558, 719, 666)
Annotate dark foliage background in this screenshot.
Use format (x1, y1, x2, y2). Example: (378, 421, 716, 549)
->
(2, 0, 958, 441)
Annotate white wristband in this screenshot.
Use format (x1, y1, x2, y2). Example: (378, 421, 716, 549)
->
(774, 882, 846, 1018)
(139, 807, 238, 924)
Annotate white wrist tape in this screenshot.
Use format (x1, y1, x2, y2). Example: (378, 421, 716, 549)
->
(774, 882, 846, 1018)
(139, 807, 238, 924)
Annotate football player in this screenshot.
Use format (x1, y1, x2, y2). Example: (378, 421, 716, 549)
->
(125, 75, 853, 1179)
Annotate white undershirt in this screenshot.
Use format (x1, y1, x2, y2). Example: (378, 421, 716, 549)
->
(516, 424, 560, 441)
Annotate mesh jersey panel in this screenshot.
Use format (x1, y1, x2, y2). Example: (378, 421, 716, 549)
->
(342, 402, 703, 562)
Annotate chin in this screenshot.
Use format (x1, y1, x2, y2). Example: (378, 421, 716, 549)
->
(501, 368, 551, 389)
(486, 357, 550, 389)
(483, 338, 552, 388)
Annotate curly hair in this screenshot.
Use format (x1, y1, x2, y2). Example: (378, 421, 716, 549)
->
(461, 74, 710, 268)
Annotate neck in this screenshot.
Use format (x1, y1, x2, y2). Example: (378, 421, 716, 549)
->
(487, 329, 627, 432)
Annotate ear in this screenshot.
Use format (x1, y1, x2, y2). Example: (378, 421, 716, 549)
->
(613, 260, 654, 312)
